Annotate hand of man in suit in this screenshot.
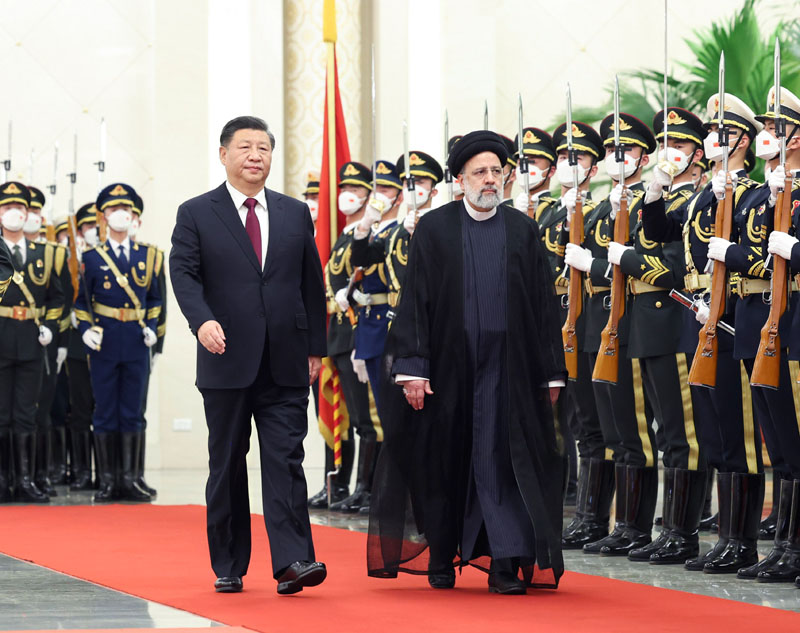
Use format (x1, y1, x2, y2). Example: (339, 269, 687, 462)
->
(198, 320, 226, 354)
(309, 355, 322, 385)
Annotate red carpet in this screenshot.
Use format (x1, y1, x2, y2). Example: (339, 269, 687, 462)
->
(0, 505, 797, 633)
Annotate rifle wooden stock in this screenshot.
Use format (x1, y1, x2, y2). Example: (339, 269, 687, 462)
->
(592, 191, 629, 384)
(751, 172, 793, 389)
(562, 195, 584, 379)
(66, 216, 80, 303)
(688, 181, 734, 387)
(97, 208, 108, 243)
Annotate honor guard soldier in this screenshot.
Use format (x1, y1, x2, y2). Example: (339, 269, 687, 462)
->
(552, 122, 617, 549)
(565, 113, 659, 556)
(24, 186, 71, 496)
(447, 136, 464, 201)
(498, 134, 517, 206)
(0, 182, 64, 503)
(64, 203, 97, 490)
(642, 93, 763, 573)
(619, 108, 708, 564)
(0, 240, 12, 299)
(128, 191, 164, 497)
(303, 172, 320, 227)
(74, 183, 162, 503)
(513, 127, 558, 216)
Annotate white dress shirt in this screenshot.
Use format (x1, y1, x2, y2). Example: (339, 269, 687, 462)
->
(107, 235, 131, 263)
(226, 181, 269, 267)
(3, 236, 27, 265)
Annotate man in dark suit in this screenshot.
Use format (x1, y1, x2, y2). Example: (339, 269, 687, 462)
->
(170, 116, 327, 595)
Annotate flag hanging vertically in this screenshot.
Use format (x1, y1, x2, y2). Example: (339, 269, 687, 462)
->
(317, 0, 351, 466)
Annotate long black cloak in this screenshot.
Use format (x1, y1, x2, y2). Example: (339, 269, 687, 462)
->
(367, 201, 566, 588)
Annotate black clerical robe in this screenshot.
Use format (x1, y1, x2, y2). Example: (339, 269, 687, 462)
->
(367, 200, 566, 588)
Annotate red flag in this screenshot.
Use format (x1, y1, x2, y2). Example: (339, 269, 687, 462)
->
(317, 0, 351, 461)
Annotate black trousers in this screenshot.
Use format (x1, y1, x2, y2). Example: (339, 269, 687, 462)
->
(590, 351, 657, 468)
(66, 358, 93, 432)
(332, 351, 376, 441)
(566, 351, 607, 460)
(200, 344, 315, 579)
(0, 356, 43, 432)
(35, 345, 60, 429)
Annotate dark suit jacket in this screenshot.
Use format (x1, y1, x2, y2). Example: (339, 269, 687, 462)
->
(169, 182, 326, 389)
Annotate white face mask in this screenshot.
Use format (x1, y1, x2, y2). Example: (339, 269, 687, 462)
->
(306, 199, 318, 222)
(107, 209, 133, 232)
(754, 130, 780, 160)
(604, 152, 640, 181)
(338, 191, 366, 216)
(83, 227, 98, 247)
(128, 216, 141, 238)
(23, 212, 42, 234)
(516, 164, 547, 190)
(556, 160, 589, 188)
(58, 236, 68, 247)
(403, 184, 431, 208)
(657, 147, 692, 177)
(703, 132, 723, 162)
(1, 208, 26, 232)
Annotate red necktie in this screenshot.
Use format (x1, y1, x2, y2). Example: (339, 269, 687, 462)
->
(244, 198, 262, 266)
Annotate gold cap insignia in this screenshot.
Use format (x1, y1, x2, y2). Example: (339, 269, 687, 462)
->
(109, 184, 128, 196)
(667, 110, 686, 125)
(307, 170, 319, 181)
(523, 130, 540, 144)
(376, 162, 392, 174)
(3, 183, 21, 194)
(610, 118, 632, 131)
(343, 164, 359, 176)
(571, 124, 585, 138)
(409, 153, 425, 166)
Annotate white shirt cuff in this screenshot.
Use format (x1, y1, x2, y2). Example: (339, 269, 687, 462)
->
(545, 380, 566, 388)
(395, 374, 427, 383)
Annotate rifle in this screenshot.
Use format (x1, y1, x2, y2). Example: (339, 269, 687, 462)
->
(403, 120, 419, 233)
(3, 121, 11, 182)
(444, 110, 453, 202)
(95, 118, 108, 243)
(593, 76, 628, 384)
(669, 289, 735, 335)
(688, 53, 731, 388)
(562, 83, 583, 380)
(483, 100, 489, 131)
(517, 94, 534, 219)
(46, 143, 58, 243)
(751, 38, 790, 389)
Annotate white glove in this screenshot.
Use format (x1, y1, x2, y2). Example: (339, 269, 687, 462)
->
(56, 347, 67, 373)
(514, 191, 531, 213)
(151, 352, 160, 368)
(609, 184, 633, 220)
(352, 289, 370, 306)
(563, 187, 579, 215)
(350, 349, 369, 384)
(38, 325, 53, 347)
(768, 231, 799, 260)
(82, 328, 102, 351)
(712, 170, 737, 201)
(335, 288, 350, 312)
(652, 162, 674, 187)
(403, 210, 417, 236)
(143, 327, 157, 348)
(607, 241, 632, 266)
(70, 310, 78, 329)
(694, 301, 710, 324)
(768, 164, 786, 207)
(707, 236, 732, 262)
(564, 243, 594, 272)
(358, 196, 384, 232)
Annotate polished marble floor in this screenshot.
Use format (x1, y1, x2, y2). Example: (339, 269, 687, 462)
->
(1, 466, 798, 631)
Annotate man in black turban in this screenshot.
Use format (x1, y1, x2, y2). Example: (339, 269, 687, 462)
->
(367, 131, 567, 594)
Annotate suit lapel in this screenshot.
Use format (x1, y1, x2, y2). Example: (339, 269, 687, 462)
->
(209, 183, 262, 274)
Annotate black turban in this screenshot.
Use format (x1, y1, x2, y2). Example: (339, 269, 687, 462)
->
(446, 130, 509, 177)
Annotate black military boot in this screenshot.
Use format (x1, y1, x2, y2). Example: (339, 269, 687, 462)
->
(629, 467, 674, 561)
(69, 430, 94, 490)
(584, 462, 627, 554)
(13, 432, 49, 503)
(650, 468, 706, 564)
(118, 432, 151, 502)
(563, 458, 615, 549)
(686, 471, 732, 570)
(93, 432, 117, 502)
(0, 430, 12, 503)
(358, 442, 382, 515)
(698, 469, 717, 531)
(34, 430, 57, 496)
(759, 469, 785, 540)
(599, 465, 657, 556)
(703, 472, 763, 573)
(308, 441, 353, 509)
(50, 426, 68, 485)
(758, 480, 800, 582)
(135, 431, 157, 497)
(738, 477, 793, 578)
(330, 437, 377, 513)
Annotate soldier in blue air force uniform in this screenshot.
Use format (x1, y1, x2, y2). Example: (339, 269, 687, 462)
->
(75, 183, 162, 503)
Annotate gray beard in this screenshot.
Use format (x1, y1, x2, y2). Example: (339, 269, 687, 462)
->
(464, 186, 500, 209)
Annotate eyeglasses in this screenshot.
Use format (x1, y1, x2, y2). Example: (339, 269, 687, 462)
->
(468, 167, 503, 179)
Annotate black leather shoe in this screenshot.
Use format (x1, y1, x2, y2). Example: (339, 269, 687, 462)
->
(488, 572, 526, 595)
(276, 561, 327, 595)
(428, 569, 455, 589)
(795, 575, 800, 588)
(214, 576, 243, 593)
(308, 484, 349, 509)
